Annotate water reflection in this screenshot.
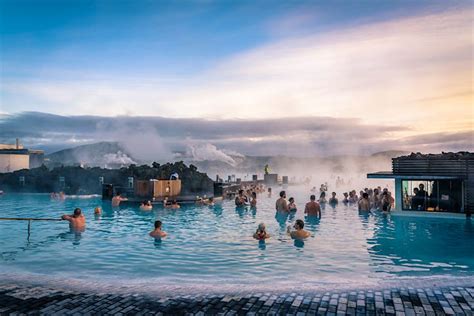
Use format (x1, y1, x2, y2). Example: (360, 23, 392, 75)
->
(304, 216, 320, 233)
(275, 211, 289, 229)
(294, 239, 305, 248)
(212, 205, 223, 217)
(57, 229, 83, 246)
(154, 238, 163, 249)
(367, 215, 474, 275)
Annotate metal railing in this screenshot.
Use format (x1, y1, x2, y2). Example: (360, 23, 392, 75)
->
(0, 217, 63, 241)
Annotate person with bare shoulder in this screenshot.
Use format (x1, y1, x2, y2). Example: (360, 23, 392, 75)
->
(253, 222, 270, 240)
(112, 193, 127, 207)
(250, 192, 257, 207)
(149, 220, 167, 239)
(61, 208, 86, 231)
(275, 190, 289, 212)
(358, 193, 370, 211)
(304, 195, 321, 218)
(164, 199, 180, 209)
(287, 219, 310, 239)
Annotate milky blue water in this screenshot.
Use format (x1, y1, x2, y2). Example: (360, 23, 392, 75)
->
(0, 191, 473, 294)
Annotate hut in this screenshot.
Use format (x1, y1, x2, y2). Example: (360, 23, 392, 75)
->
(367, 152, 473, 215)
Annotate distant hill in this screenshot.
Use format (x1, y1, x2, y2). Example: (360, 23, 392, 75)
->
(46, 142, 137, 168)
(46, 142, 409, 176)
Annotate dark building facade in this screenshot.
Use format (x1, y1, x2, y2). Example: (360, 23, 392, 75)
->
(368, 152, 473, 214)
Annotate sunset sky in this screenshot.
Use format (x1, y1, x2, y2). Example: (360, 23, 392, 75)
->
(0, 0, 472, 157)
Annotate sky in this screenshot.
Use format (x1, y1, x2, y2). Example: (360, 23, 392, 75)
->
(0, 0, 472, 157)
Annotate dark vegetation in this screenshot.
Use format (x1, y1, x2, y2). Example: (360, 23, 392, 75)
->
(0, 161, 214, 195)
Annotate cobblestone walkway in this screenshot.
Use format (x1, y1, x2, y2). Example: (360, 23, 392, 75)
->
(0, 284, 473, 315)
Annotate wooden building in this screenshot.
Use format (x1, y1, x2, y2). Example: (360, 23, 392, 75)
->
(134, 179, 182, 199)
(367, 152, 473, 215)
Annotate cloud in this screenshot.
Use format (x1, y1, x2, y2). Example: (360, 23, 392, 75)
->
(0, 112, 471, 158)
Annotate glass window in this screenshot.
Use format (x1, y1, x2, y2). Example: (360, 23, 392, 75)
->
(402, 180, 462, 212)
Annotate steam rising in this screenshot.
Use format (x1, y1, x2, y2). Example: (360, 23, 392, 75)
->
(186, 144, 243, 166)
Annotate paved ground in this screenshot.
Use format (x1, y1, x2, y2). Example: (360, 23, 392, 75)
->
(0, 283, 473, 315)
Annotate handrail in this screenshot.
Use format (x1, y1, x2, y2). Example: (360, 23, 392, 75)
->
(0, 217, 64, 241)
(0, 217, 62, 221)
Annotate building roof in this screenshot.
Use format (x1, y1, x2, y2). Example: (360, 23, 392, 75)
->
(0, 149, 29, 155)
(394, 151, 473, 161)
(367, 172, 466, 180)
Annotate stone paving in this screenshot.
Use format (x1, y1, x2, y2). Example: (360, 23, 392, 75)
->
(0, 283, 473, 315)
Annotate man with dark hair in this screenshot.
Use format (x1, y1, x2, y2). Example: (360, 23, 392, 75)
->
(235, 189, 247, 206)
(304, 195, 321, 217)
(358, 193, 370, 211)
(149, 220, 167, 239)
(61, 208, 85, 230)
(275, 190, 288, 212)
(287, 219, 311, 239)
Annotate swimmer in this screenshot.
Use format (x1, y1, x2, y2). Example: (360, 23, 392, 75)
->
(112, 193, 127, 207)
(253, 222, 270, 240)
(235, 190, 247, 206)
(204, 197, 215, 206)
(328, 192, 338, 205)
(358, 193, 370, 211)
(304, 195, 321, 217)
(94, 207, 102, 215)
(140, 200, 153, 211)
(319, 191, 327, 204)
(287, 219, 310, 239)
(149, 220, 167, 239)
(275, 191, 288, 212)
(342, 192, 349, 204)
(165, 200, 180, 209)
(381, 192, 391, 212)
(61, 208, 86, 230)
(250, 192, 257, 207)
(288, 197, 297, 212)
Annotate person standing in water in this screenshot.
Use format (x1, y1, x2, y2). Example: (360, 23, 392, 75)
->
(288, 197, 297, 212)
(328, 192, 338, 205)
(149, 220, 167, 239)
(253, 223, 270, 240)
(319, 191, 327, 204)
(61, 208, 86, 231)
(304, 195, 321, 217)
(112, 193, 127, 207)
(358, 193, 370, 211)
(275, 191, 288, 212)
(287, 219, 311, 239)
(250, 192, 257, 207)
(235, 189, 247, 206)
(164, 200, 180, 209)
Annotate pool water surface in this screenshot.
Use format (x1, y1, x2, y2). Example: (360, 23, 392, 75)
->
(0, 191, 473, 294)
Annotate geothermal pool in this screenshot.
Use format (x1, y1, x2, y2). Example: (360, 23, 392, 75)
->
(0, 191, 473, 294)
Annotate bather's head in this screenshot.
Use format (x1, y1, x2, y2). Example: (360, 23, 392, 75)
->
(73, 208, 82, 217)
(294, 219, 305, 230)
(154, 220, 162, 229)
